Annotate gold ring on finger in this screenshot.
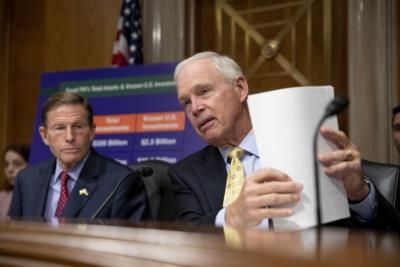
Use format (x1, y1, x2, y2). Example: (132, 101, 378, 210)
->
(344, 149, 353, 161)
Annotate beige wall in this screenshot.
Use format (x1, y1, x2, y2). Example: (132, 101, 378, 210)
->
(348, 0, 398, 164)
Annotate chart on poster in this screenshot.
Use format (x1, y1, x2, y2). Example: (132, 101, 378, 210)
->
(30, 63, 205, 165)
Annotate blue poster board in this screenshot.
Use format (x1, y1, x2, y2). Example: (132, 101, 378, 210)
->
(30, 63, 205, 165)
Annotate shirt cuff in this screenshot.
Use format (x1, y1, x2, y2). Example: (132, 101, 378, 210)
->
(215, 208, 269, 229)
(215, 208, 226, 227)
(349, 180, 375, 221)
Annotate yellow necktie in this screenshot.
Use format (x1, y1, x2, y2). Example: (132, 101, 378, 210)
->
(223, 147, 245, 207)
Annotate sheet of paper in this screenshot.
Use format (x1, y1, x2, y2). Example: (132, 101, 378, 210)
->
(248, 86, 350, 231)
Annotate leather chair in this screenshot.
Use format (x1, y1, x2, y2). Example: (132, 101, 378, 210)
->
(362, 159, 400, 212)
(129, 160, 175, 221)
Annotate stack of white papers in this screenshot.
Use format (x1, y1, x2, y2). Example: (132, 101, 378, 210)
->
(248, 86, 350, 231)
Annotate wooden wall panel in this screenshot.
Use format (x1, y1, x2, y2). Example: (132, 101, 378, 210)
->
(0, 0, 10, 150)
(0, 0, 10, 189)
(195, 0, 348, 130)
(331, 0, 348, 130)
(43, 0, 120, 71)
(5, 0, 120, 146)
(194, 0, 216, 55)
(8, 0, 46, 145)
(397, 3, 400, 103)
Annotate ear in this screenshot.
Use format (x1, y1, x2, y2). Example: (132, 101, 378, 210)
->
(90, 124, 96, 140)
(39, 126, 49, 146)
(234, 76, 249, 103)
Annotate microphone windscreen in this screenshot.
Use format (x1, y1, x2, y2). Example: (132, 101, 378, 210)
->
(135, 167, 153, 177)
(324, 96, 349, 117)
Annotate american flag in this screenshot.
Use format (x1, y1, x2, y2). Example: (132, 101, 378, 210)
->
(112, 0, 143, 66)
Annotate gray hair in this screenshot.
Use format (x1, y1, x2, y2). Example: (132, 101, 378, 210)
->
(174, 51, 243, 84)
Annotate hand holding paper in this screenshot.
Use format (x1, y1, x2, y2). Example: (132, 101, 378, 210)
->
(318, 128, 368, 203)
(225, 167, 303, 228)
(248, 86, 351, 231)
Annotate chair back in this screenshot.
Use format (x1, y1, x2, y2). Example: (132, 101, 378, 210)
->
(130, 160, 175, 221)
(362, 159, 400, 211)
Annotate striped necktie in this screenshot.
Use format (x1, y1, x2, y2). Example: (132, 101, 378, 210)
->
(55, 171, 69, 217)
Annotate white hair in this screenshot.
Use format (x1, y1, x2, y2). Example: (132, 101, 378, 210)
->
(174, 51, 243, 84)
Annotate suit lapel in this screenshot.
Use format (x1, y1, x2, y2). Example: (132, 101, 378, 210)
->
(33, 160, 55, 217)
(62, 151, 102, 217)
(198, 146, 227, 209)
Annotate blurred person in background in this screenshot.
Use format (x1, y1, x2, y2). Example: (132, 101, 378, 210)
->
(0, 144, 30, 216)
(392, 104, 400, 153)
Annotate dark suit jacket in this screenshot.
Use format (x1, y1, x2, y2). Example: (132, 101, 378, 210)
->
(169, 145, 400, 230)
(9, 149, 151, 221)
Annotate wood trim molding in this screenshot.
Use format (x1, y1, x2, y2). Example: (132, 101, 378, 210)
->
(0, 0, 11, 149)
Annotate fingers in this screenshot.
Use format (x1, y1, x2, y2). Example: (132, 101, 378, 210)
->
(319, 147, 361, 179)
(253, 206, 295, 218)
(319, 148, 360, 166)
(250, 167, 292, 183)
(244, 168, 303, 203)
(318, 127, 360, 167)
(245, 179, 303, 196)
(321, 160, 358, 176)
(241, 206, 295, 224)
(247, 191, 301, 208)
(318, 127, 365, 201)
(225, 168, 303, 227)
(319, 127, 349, 148)
(344, 149, 354, 161)
(226, 200, 298, 228)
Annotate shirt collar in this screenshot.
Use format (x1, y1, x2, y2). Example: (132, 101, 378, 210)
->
(52, 151, 91, 184)
(218, 129, 259, 164)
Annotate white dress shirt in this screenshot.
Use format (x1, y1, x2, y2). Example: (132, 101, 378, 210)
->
(44, 152, 90, 220)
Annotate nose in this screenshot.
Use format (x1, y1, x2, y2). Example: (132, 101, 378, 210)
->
(190, 98, 205, 116)
(65, 126, 75, 143)
(5, 165, 13, 173)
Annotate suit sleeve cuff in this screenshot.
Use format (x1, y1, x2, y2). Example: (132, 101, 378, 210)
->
(349, 179, 376, 221)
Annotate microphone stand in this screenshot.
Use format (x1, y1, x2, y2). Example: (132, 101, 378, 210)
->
(90, 166, 153, 219)
(313, 117, 326, 226)
(313, 96, 349, 226)
(313, 96, 348, 261)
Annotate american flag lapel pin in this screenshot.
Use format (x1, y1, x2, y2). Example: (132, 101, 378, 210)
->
(79, 188, 89, 196)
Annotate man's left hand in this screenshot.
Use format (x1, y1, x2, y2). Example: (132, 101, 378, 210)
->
(318, 127, 369, 202)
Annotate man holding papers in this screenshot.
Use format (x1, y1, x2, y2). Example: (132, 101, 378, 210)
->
(169, 51, 400, 230)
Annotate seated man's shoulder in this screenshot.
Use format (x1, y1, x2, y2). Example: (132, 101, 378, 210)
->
(170, 145, 218, 171)
(94, 153, 132, 175)
(18, 158, 54, 178)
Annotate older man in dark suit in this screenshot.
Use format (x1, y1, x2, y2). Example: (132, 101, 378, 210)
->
(9, 92, 150, 221)
(169, 51, 400, 230)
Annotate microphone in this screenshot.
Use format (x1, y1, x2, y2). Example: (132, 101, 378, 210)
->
(90, 166, 153, 219)
(323, 96, 349, 117)
(313, 96, 349, 226)
(133, 167, 154, 178)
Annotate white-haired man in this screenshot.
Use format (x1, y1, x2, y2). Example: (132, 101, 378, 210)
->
(169, 51, 400, 230)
